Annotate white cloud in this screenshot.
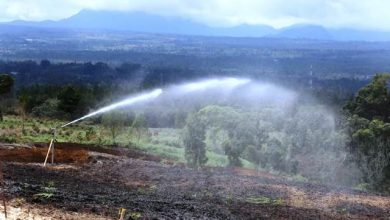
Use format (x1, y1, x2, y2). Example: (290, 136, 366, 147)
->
(0, 0, 390, 30)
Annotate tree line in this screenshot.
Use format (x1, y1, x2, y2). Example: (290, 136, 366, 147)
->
(1, 60, 389, 192)
(183, 74, 390, 192)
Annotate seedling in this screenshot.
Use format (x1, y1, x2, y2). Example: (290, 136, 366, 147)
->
(245, 196, 284, 205)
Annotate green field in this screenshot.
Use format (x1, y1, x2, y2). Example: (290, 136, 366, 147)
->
(0, 115, 255, 168)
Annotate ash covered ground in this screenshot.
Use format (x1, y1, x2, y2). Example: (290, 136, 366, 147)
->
(1, 143, 389, 220)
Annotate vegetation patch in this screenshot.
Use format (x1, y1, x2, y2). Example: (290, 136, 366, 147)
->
(245, 196, 284, 205)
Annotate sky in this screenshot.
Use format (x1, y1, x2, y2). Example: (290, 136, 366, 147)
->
(0, 0, 389, 30)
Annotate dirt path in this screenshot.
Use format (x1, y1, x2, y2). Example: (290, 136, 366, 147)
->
(1, 143, 389, 219)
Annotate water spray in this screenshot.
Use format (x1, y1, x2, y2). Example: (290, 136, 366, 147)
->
(43, 77, 250, 165)
(43, 88, 162, 166)
(61, 88, 163, 128)
(60, 77, 250, 128)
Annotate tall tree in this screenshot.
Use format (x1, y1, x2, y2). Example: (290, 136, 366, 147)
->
(17, 93, 29, 133)
(102, 112, 126, 145)
(0, 74, 13, 94)
(130, 114, 148, 144)
(57, 86, 81, 118)
(0, 74, 14, 121)
(182, 113, 207, 169)
(345, 74, 390, 191)
(345, 74, 390, 122)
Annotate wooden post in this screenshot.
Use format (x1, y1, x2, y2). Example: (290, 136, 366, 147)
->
(51, 129, 56, 164)
(118, 208, 126, 220)
(51, 140, 54, 164)
(44, 139, 54, 167)
(0, 161, 7, 219)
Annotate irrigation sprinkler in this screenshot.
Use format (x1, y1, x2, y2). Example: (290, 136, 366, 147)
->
(43, 128, 57, 166)
(41, 89, 164, 166)
(40, 79, 249, 166)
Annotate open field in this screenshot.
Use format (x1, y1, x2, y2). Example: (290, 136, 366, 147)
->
(0, 115, 254, 168)
(1, 142, 389, 219)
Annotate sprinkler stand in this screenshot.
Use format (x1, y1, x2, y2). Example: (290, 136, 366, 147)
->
(43, 128, 56, 166)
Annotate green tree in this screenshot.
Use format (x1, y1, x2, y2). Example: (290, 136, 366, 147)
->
(130, 114, 148, 144)
(17, 93, 29, 133)
(0, 74, 14, 121)
(58, 86, 81, 118)
(345, 74, 390, 191)
(182, 113, 207, 169)
(0, 74, 13, 94)
(102, 112, 126, 145)
(31, 98, 63, 118)
(243, 116, 269, 169)
(183, 105, 250, 168)
(345, 74, 390, 122)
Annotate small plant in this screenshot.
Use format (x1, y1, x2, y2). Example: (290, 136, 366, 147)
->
(64, 130, 72, 136)
(33, 192, 54, 199)
(129, 212, 142, 219)
(46, 181, 55, 188)
(76, 131, 84, 142)
(246, 196, 271, 204)
(245, 196, 284, 205)
(14, 197, 26, 207)
(85, 127, 96, 141)
(33, 181, 57, 201)
(40, 128, 49, 135)
(273, 198, 284, 205)
(224, 194, 233, 204)
(354, 183, 369, 191)
(32, 124, 40, 134)
(0, 135, 17, 143)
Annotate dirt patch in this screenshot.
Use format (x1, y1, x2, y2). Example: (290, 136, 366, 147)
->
(334, 201, 387, 216)
(2, 144, 390, 219)
(0, 142, 162, 165)
(35, 142, 162, 163)
(0, 146, 89, 164)
(34, 142, 119, 156)
(2, 198, 112, 220)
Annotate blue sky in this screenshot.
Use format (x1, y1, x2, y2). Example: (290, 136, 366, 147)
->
(0, 0, 389, 30)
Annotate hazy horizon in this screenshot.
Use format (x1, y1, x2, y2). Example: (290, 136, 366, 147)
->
(1, 0, 390, 31)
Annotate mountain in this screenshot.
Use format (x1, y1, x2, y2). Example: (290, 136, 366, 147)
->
(330, 29, 390, 42)
(271, 25, 333, 40)
(3, 10, 390, 41)
(267, 24, 390, 41)
(4, 10, 275, 37)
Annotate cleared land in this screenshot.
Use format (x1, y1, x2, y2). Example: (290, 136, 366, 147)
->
(1, 142, 389, 219)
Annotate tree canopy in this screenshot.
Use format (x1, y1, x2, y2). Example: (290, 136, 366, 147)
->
(0, 74, 14, 95)
(345, 73, 390, 191)
(345, 74, 390, 122)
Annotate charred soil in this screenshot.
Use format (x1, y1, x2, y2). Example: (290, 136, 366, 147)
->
(1, 142, 389, 219)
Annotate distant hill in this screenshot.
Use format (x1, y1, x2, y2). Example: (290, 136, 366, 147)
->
(3, 10, 390, 41)
(270, 25, 333, 40)
(4, 10, 275, 37)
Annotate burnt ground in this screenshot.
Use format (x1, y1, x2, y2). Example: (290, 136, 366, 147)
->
(0, 143, 389, 219)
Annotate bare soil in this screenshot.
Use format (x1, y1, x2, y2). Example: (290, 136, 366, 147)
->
(0, 142, 389, 219)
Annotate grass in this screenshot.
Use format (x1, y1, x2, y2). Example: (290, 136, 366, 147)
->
(354, 183, 369, 191)
(0, 115, 256, 169)
(245, 196, 284, 205)
(135, 140, 185, 163)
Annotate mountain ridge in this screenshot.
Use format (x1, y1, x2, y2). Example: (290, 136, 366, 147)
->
(3, 9, 390, 41)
